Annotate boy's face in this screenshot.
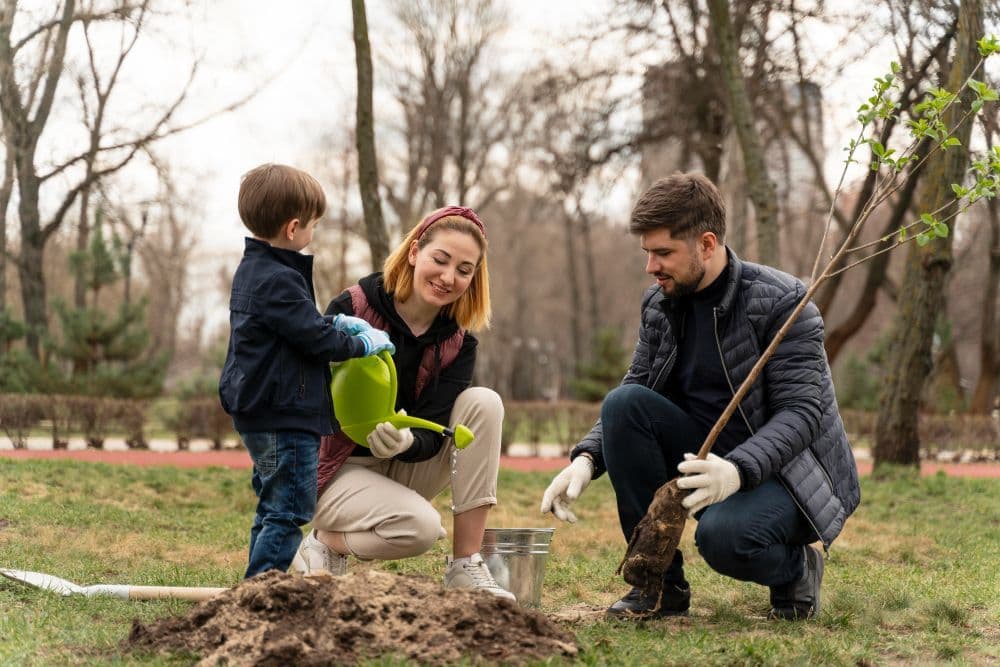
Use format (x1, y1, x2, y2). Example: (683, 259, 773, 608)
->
(271, 217, 320, 252)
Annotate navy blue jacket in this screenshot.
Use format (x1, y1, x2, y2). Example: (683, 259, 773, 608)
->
(219, 238, 366, 435)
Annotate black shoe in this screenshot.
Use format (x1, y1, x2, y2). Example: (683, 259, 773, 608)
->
(769, 545, 823, 620)
(607, 582, 691, 619)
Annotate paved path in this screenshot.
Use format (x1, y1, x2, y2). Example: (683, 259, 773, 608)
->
(0, 447, 997, 478)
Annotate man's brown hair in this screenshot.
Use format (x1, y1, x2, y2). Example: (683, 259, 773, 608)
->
(629, 172, 726, 241)
(238, 164, 327, 238)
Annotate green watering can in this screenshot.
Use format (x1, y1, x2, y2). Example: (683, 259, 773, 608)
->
(330, 351, 475, 449)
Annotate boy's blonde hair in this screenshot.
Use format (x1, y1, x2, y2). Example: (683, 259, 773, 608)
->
(383, 213, 491, 331)
(238, 164, 327, 238)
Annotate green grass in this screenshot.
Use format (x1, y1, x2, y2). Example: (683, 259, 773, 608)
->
(0, 460, 997, 666)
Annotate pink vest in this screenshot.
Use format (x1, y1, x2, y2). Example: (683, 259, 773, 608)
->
(316, 285, 466, 495)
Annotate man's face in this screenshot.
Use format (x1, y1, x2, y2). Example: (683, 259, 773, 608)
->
(640, 228, 707, 298)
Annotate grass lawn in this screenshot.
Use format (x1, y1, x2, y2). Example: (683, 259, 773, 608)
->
(0, 459, 997, 666)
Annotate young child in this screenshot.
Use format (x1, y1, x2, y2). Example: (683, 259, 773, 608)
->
(219, 163, 394, 578)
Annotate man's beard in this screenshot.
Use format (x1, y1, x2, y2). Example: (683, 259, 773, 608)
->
(659, 258, 705, 298)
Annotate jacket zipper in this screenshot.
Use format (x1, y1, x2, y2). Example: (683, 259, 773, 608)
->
(298, 365, 305, 399)
(712, 307, 827, 550)
(650, 348, 675, 391)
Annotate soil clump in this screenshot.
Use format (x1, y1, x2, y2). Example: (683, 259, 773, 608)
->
(126, 569, 577, 665)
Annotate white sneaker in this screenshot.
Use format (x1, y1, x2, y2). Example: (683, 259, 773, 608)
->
(290, 530, 349, 576)
(444, 553, 516, 602)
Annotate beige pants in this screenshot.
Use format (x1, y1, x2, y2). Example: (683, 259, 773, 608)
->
(312, 387, 503, 560)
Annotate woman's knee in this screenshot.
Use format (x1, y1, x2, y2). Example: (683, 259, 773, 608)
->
(456, 386, 504, 422)
(392, 504, 445, 557)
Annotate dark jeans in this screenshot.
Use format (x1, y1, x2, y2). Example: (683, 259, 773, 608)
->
(240, 430, 319, 578)
(601, 384, 814, 588)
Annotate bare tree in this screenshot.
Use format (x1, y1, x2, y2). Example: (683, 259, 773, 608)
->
(0, 0, 243, 359)
(381, 0, 512, 229)
(706, 0, 779, 266)
(874, 0, 982, 466)
(969, 114, 1000, 412)
(352, 0, 389, 269)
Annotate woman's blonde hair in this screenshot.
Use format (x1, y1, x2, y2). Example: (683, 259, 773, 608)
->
(382, 213, 491, 331)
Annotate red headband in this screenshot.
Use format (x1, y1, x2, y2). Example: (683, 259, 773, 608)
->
(414, 206, 487, 240)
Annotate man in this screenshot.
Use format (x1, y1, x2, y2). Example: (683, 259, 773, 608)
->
(541, 173, 859, 620)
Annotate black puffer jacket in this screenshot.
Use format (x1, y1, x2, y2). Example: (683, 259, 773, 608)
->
(571, 249, 860, 548)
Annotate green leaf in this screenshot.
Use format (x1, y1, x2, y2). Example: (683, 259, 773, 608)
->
(972, 99, 984, 113)
(934, 222, 949, 238)
(978, 35, 1000, 57)
(916, 233, 930, 247)
(920, 213, 936, 225)
(952, 183, 968, 197)
(942, 137, 961, 148)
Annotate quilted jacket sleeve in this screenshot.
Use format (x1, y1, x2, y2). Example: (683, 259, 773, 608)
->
(726, 281, 825, 489)
(570, 287, 659, 477)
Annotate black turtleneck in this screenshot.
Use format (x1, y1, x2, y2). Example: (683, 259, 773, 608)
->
(664, 262, 751, 456)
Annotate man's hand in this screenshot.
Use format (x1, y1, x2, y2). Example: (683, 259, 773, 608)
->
(356, 328, 396, 356)
(540, 455, 595, 523)
(332, 313, 374, 335)
(676, 452, 741, 517)
(367, 413, 414, 458)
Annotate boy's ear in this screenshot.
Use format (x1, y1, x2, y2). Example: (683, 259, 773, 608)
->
(284, 218, 301, 240)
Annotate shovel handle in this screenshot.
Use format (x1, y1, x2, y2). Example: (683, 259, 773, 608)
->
(130, 585, 227, 601)
(87, 585, 227, 601)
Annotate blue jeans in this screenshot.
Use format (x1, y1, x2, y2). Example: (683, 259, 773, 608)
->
(240, 430, 319, 578)
(601, 384, 813, 588)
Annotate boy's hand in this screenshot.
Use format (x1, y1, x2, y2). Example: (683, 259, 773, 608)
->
(332, 314, 374, 335)
(356, 328, 395, 356)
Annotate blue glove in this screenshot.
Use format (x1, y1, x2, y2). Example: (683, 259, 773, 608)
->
(332, 314, 374, 335)
(356, 328, 395, 356)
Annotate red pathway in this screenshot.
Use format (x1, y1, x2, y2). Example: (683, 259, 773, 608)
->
(0, 448, 997, 478)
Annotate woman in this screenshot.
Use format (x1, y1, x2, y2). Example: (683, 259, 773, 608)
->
(292, 206, 513, 600)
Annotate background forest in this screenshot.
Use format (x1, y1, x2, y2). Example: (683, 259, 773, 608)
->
(1, 0, 998, 467)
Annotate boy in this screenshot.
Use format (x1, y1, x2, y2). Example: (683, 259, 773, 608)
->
(219, 163, 394, 578)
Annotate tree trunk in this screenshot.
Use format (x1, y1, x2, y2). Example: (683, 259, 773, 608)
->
(351, 0, 390, 270)
(562, 208, 583, 379)
(16, 175, 47, 358)
(824, 149, 925, 363)
(969, 194, 999, 412)
(0, 148, 12, 312)
(706, 0, 779, 266)
(874, 0, 981, 466)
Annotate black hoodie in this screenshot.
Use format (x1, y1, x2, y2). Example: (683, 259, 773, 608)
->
(325, 273, 478, 462)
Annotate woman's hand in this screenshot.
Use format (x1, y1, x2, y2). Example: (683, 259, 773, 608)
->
(367, 413, 415, 458)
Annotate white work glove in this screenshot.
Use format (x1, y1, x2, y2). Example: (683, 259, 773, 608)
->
(367, 410, 414, 458)
(332, 313, 374, 335)
(355, 328, 395, 356)
(539, 455, 595, 523)
(676, 452, 741, 517)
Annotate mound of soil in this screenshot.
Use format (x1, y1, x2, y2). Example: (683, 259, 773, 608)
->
(126, 569, 577, 665)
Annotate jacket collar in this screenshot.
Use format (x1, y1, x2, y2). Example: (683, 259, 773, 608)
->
(716, 246, 743, 317)
(244, 237, 314, 277)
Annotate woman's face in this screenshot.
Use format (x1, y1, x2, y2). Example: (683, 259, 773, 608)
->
(408, 229, 482, 309)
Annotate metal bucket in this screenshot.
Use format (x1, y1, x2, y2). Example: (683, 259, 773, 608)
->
(480, 528, 555, 607)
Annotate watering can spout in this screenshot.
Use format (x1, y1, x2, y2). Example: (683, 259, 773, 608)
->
(330, 351, 475, 449)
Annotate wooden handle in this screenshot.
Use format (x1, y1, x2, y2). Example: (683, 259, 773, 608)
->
(127, 585, 228, 601)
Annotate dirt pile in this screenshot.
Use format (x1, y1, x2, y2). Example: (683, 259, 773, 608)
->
(126, 569, 577, 665)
